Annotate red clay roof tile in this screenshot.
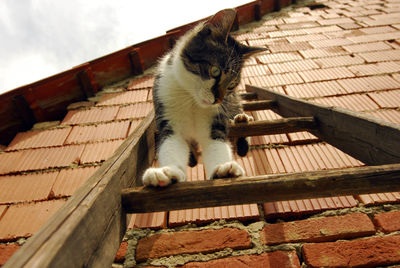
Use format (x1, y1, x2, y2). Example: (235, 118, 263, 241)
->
(297, 66, 355, 83)
(127, 212, 167, 229)
(337, 75, 400, 93)
(0, 200, 66, 241)
(342, 41, 392, 53)
(368, 90, 400, 108)
(0, 244, 20, 266)
(51, 166, 100, 197)
(65, 121, 130, 144)
(6, 127, 72, 151)
(267, 59, 319, 74)
(285, 80, 347, 98)
(0, 145, 84, 175)
(168, 163, 259, 227)
(348, 61, 400, 76)
(256, 52, 303, 64)
(311, 94, 380, 112)
(359, 49, 400, 63)
(248, 73, 304, 87)
(299, 47, 347, 59)
(96, 90, 149, 106)
(62, 106, 119, 125)
(366, 109, 400, 124)
(115, 102, 152, 120)
(127, 76, 154, 90)
(80, 140, 124, 164)
(0, 172, 58, 204)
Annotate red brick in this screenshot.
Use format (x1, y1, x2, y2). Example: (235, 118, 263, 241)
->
(260, 213, 375, 245)
(114, 241, 128, 263)
(181, 251, 300, 268)
(136, 228, 251, 262)
(374, 211, 400, 233)
(303, 235, 400, 268)
(0, 243, 20, 266)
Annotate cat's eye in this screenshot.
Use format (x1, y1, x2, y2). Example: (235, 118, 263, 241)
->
(210, 66, 221, 77)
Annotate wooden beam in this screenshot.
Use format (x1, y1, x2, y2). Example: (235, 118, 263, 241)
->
(12, 95, 37, 131)
(122, 163, 400, 213)
(228, 117, 316, 137)
(246, 85, 400, 165)
(4, 112, 156, 268)
(239, 92, 258, 100)
(241, 100, 277, 111)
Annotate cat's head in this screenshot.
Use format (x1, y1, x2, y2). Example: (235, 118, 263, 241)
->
(180, 9, 265, 107)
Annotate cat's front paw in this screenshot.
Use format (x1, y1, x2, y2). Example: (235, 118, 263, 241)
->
(210, 161, 245, 179)
(142, 166, 185, 187)
(233, 113, 254, 124)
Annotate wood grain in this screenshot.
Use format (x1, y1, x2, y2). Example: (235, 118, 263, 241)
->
(246, 85, 400, 165)
(122, 163, 400, 213)
(228, 117, 316, 137)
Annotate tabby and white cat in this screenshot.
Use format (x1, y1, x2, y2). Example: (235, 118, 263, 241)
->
(142, 9, 265, 187)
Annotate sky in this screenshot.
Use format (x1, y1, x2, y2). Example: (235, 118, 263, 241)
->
(0, 0, 250, 94)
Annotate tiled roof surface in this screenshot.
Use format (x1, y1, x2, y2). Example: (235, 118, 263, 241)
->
(2, 0, 400, 266)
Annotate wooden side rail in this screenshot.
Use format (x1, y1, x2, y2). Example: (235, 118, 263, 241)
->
(241, 100, 277, 111)
(122, 163, 400, 213)
(228, 117, 316, 137)
(4, 112, 156, 268)
(246, 85, 400, 165)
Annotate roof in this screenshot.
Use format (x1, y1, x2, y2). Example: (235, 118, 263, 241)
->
(1, 0, 400, 266)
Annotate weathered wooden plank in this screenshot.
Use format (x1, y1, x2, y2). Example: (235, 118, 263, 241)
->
(4, 111, 156, 268)
(246, 85, 400, 165)
(122, 163, 400, 213)
(228, 117, 316, 137)
(239, 92, 258, 100)
(241, 100, 277, 111)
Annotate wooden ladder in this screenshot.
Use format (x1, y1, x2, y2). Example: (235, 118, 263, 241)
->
(6, 85, 400, 267)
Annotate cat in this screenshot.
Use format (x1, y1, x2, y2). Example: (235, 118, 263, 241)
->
(142, 9, 265, 187)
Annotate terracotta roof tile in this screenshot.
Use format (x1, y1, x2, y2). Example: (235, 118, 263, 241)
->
(348, 61, 400, 76)
(251, 110, 288, 145)
(297, 67, 355, 83)
(0, 172, 58, 204)
(286, 34, 327, 43)
(0, 243, 20, 266)
(357, 192, 400, 206)
(267, 59, 319, 74)
(268, 42, 313, 53)
(0, 145, 84, 175)
(62, 106, 119, 125)
(65, 121, 130, 144)
(368, 90, 400, 108)
(127, 76, 154, 90)
(313, 55, 365, 68)
(51, 166, 100, 197)
(241, 65, 271, 77)
(278, 21, 320, 30)
(342, 41, 392, 53)
(312, 94, 380, 112)
(309, 37, 353, 48)
(359, 26, 398, 35)
(96, 90, 149, 106)
(285, 80, 347, 98)
(248, 73, 303, 87)
(262, 143, 361, 218)
(287, 132, 319, 145)
(115, 102, 152, 120)
(127, 212, 167, 229)
(299, 47, 348, 59)
(0, 200, 66, 241)
(347, 31, 400, 43)
(337, 75, 400, 93)
(358, 49, 400, 62)
(168, 163, 259, 227)
(6, 127, 72, 151)
(80, 140, 124, 164)
(256, 52, 303, 64)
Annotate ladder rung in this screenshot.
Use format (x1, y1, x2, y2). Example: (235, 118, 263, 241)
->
(121, 163, 400, 213)
(228, 117, 316, 137)
(242, 100, 276, 111)
(239, 92, 258, 100)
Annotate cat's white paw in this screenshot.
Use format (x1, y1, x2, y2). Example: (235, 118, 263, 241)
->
(233, 113, 254, 124)
(210, 161, 245, 179)
(142, 166, 185, 187)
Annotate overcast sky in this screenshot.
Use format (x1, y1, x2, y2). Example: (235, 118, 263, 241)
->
(0, 0, 250, 94)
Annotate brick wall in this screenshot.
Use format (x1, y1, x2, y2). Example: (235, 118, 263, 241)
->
(111, 207, 400, 267)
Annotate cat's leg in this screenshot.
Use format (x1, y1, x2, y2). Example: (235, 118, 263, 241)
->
(202, 139, 245, 180)
(142, 134, 188, 187)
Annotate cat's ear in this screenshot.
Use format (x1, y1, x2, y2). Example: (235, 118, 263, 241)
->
(239, 44, 267, 59)
(207, 9, 237, 42)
